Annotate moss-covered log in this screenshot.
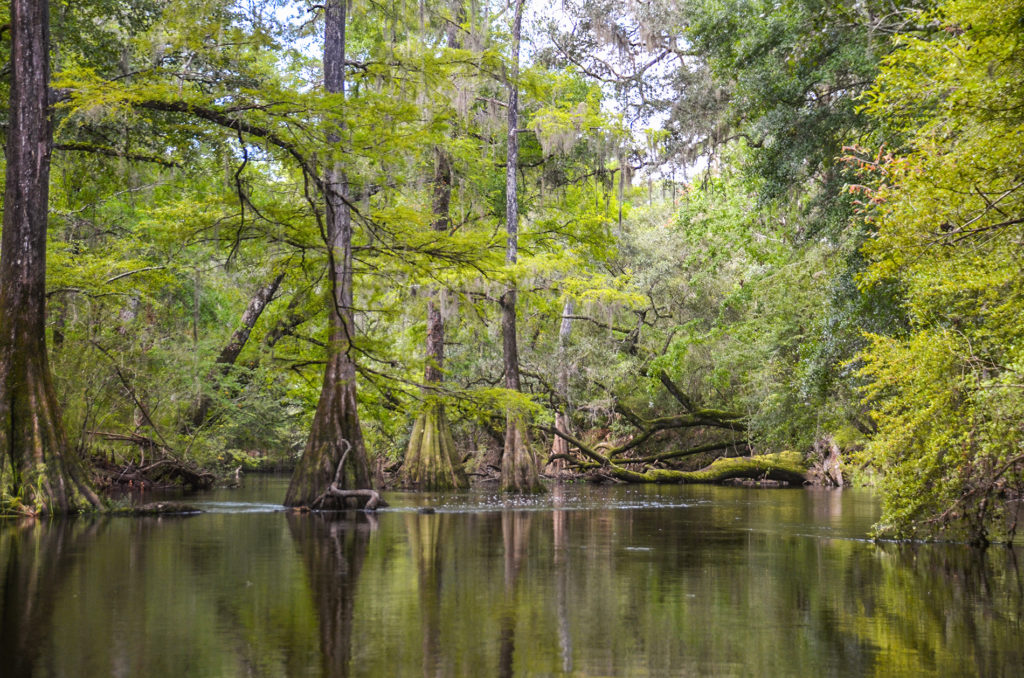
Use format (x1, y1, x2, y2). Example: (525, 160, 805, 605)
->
(545, 423, 807, 485)
(400, 403, 467, 490)
(603, 452, 808, 485)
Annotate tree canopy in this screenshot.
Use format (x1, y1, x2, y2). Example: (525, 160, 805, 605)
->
(0, 0, 1020, 541)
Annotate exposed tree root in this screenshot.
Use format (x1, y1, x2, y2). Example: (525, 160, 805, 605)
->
(310, 448, 387, 511)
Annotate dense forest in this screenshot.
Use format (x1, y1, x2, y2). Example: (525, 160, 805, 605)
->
(0, 0, 1021, 545)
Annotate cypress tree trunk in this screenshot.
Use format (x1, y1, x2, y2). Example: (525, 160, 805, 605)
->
(0, 0, 101, 514)
(500, 0, 543, 493)
(401, 150, 468, 490)
(285, 0, 372, 508)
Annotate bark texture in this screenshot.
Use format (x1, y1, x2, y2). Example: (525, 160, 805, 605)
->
(285, 0, 373, 508)
(402, 404, 467, 490)
(499, 0, 543, 493)
(400, 151, 467, 490)
(0, 0, 101, 514)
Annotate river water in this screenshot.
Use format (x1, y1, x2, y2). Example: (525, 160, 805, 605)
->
(1, 476, 1022, 677)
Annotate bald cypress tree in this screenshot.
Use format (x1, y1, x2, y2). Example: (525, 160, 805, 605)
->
(0, 0, 102, 514)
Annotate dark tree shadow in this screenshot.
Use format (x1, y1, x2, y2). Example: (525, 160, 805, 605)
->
(0, 518, 97, 677)
(287, 512, 372, 678)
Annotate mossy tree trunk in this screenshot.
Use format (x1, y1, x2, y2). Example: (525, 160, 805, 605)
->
(403, 403, 466, 490)
(500, 0, 543, 494)
(0, 0, 101, 514)
(285, 0, 372, 509)
(400, 149, 467, 490)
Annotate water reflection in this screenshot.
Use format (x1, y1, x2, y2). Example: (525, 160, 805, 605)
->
(0, 520, 94, 678)
(553, 486, 573, 675)
(1, 480, 1023, 676)
(287, 512, 372, 678)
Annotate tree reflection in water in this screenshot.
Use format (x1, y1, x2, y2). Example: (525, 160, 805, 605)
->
(287, 511, 372, 678)
(498, 509, 532, 678)
(0, 519, 97, 678)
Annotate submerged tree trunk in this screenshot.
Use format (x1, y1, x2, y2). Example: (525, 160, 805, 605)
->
(187, 272, 284, 429)
(500, 0, 543, 494)
(0, 0, 101, 514)
(401, 150, 467, 490)
(285, 0, 372, 508)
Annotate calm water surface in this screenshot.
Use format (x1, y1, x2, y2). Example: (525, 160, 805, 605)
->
(2, 476, 1022, 677)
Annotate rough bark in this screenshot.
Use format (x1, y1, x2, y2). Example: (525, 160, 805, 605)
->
(0, 0, 101, 514)
(402, 404, 467, 490)
(809, 435, 845, 487)
(499, 0, 543, 494)
(285, 0, 373, 508)
(400, 151, 467, 490)
(188, 272, 284, 429)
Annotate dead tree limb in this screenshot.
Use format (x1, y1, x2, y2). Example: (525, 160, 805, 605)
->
(657, 370, 696, 412)
(310, 443, 388, 511)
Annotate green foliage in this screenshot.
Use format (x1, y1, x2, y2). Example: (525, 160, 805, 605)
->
(855, 0, 1024, 543)
(2, 0, 1013, 541)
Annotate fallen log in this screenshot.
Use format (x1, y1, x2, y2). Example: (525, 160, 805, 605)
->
(92, 454, 217, 491)
(544, 421, 808, 485)
(598, 451, 808, 485)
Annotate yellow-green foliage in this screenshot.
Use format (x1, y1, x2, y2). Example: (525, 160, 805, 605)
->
(856, 0, 1024, 543)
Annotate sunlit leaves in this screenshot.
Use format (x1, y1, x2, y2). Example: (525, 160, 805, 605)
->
(856, 0, 1024, 542)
